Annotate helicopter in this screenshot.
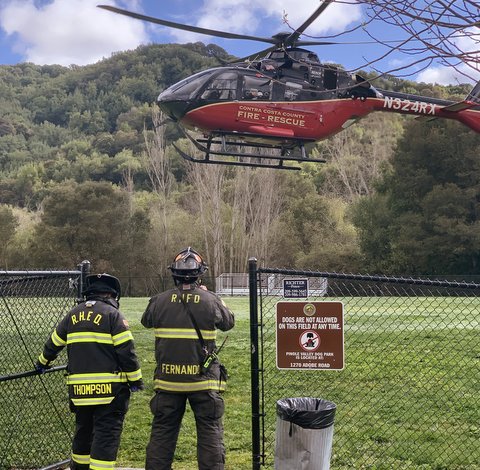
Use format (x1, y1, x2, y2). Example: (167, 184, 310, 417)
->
(98, 2, 480, 170)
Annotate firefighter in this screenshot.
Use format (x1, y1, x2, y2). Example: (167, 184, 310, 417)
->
(35, 273, 143, 470)
(142, 247, 235, 470)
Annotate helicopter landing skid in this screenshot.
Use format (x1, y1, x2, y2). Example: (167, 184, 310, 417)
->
(175, 128, 325, 170)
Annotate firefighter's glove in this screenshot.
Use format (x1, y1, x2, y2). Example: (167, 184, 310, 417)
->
(129, 379, 144, 392)
(35, 361, 50, 374)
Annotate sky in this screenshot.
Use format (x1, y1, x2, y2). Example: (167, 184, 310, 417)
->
(0, 0, 478, 86)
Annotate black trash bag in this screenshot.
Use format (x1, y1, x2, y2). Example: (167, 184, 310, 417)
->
(275, 397, 337, 469)
(276, 397, 336, 430)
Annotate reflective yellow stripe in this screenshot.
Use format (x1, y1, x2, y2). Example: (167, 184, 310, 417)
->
(38, 353, 49, 365)
(90, 458, 116, 470)
(67, 332, 113, 345)
(72, 453, 90, 465)
(52, 329, 66, 347)
(154, 379, 226, 392)
(71, 397, 115, 406)
(112, 330, 133, 346)
(67, 372, 127, 384)
(126, 369, 142, 381)
(154, 328, 217, 340)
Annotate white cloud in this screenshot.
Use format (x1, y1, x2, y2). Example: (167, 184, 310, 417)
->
(167, 0, 362, 44)
(0, 0, 363, 66)
(416, 28, 480, 85)
(0, 0, 149, 65)
(416, 65, 480, 86)
(266, 0, 363, 35)
(416, 67, 459, 86)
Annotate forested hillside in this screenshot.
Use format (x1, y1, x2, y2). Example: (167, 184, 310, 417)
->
(1, 42, 478, 293)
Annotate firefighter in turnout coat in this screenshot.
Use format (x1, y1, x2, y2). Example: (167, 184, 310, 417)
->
(142, 247, 235, 470)
(36, 273, 143, 470)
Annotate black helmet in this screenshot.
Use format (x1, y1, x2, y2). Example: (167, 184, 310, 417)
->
(169, 247, 208, 284)
(82, 273, 121, 300)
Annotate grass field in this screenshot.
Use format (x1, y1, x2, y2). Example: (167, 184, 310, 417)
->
(1, 295, 478, 469)
(258, 295, 480, 470)
(116, 296, 479, 470)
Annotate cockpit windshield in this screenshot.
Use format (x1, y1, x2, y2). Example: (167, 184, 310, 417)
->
(291, 50, 320, 62)
(159, 69, 216, 100)
(269, 51, 286, 60)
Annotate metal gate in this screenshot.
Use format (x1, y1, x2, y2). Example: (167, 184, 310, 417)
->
(248, 259, 480, 469)
(0, 262, 90, 470)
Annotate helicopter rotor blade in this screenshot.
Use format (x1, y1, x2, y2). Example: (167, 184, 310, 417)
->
(296, 39, 407, 47)
(295, 40, 348, 46)
(285, 0, 333, 46)
(98, 5, 278, 45)
(98, 3, 404, 57)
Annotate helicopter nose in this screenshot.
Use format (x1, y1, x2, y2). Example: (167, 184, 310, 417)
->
(157, 92, 189, 122)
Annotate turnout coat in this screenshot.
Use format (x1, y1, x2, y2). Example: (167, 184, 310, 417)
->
(38, 296, 142, 405)
(141, 285, 234, 393)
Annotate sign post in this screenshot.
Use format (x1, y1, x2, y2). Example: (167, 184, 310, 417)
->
(276, 301, 344, 370)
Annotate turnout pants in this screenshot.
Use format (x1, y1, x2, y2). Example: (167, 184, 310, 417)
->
(146, 390, 225, 470)
(70, 388, 130, 470)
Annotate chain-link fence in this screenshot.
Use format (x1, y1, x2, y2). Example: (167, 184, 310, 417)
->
(249, 261, 480, 469)
(0, 265, 88, 470)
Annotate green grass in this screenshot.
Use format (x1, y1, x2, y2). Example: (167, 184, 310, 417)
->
(116, 296, 479, 470)
(2, 296, 478, 469)
(259, 296, 480, 470)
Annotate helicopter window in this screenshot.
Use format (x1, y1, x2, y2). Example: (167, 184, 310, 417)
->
(323, 69, 338, 90)
(271, 82, 285, 101)
(284, 81, 302, 101)
(166, 70, 213, 96)
(242, 75, 271, 100)
(292, 51, 320, 63)
(200, 72, 238, 100)
(269, 51, 286, 60)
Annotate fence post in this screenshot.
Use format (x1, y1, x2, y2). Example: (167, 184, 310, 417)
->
(77, 260, 91, 303)
(249, 257, 262, 470)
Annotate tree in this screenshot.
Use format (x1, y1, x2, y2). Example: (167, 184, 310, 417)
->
(28, 182, 141, 273)
(226, 166, 286, 272)
(186, 154, 227, 283)
(0, 205, 18, 269)
(350, 193, 395, 273)
(313, 113, 403, 202)
(271, 174, 361, 271)
(143, 107, 175, 289)
(353, 119, 480, 274)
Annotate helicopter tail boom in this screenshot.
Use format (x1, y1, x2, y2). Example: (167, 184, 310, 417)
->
(377, 81, 480, 134)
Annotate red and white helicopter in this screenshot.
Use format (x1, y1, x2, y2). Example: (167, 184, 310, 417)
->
(99, 2, 480, 169)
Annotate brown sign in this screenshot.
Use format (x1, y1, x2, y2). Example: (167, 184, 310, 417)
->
(276, 301, 344, 370)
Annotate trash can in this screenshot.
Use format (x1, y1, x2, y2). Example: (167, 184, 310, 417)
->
(274, 397, 336, 470)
